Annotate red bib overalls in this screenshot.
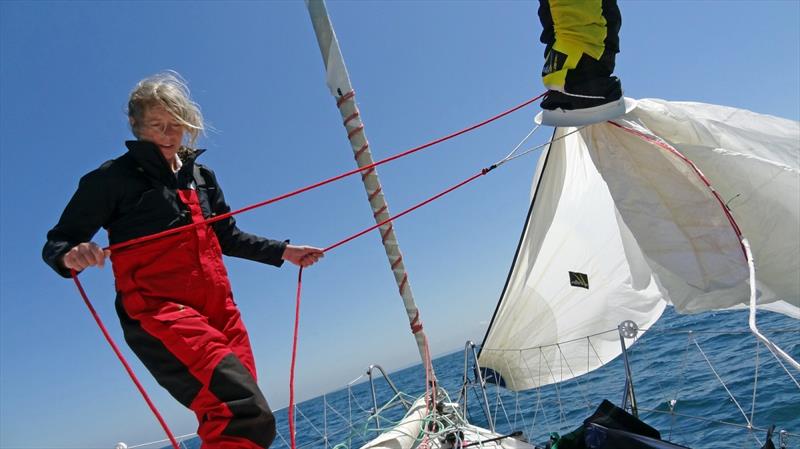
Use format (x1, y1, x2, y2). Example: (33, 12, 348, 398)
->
(112, 189, 276, 449)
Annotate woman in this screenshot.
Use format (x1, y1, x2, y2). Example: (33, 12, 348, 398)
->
(43, 72, 323, 449)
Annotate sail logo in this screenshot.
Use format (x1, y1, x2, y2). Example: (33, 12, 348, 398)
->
(569, 271, 589, 289)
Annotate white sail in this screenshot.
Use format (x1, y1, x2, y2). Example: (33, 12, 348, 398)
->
(629, 100, 800, 316)
(479, 99, 799, 391)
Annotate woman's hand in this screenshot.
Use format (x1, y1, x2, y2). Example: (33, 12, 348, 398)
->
(282, 245, 325, 268)
(61, 242, 110, 272)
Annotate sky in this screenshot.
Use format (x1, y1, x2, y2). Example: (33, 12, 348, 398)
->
(0, 1, 798, 448)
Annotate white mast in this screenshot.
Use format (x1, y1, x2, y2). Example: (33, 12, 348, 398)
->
(306, 0, 431, 368)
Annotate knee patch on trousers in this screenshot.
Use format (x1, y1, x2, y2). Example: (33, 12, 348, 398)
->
(210, 353, 276, 449)
(116, 294, 204, 408)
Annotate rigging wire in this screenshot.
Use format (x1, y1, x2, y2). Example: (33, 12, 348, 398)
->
(495, 126, 585, 167)
(497, 124, 540, 164)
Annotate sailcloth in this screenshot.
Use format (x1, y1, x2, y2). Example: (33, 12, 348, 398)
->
(479, 99, 799, 391)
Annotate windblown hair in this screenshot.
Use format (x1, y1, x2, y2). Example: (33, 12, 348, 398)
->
(128, 71, 205, 148)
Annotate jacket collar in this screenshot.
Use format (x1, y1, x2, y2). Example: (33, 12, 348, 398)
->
(125, 140, 206, 186)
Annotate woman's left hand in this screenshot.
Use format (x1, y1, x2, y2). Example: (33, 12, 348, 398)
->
(282, 245, 325, 268)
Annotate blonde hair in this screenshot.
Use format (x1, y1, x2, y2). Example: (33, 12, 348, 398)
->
(128, 71, 204, 148)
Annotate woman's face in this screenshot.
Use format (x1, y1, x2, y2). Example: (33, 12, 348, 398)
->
(137, 106, 185, 156)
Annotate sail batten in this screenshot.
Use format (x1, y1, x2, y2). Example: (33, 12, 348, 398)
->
(479, 99, 800, 391)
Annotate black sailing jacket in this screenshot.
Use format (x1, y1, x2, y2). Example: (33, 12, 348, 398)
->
(43, 140, 287, 278)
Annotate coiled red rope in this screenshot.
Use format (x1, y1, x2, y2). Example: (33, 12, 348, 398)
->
(70, 93, 543, 448)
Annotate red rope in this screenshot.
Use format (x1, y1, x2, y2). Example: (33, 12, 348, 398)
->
(104, 93, 545, 254)
(323, 168, 490, 253)
(288, 267, 303, 449)
(70, 270, 180, 449)
(288, 165, 495, 447)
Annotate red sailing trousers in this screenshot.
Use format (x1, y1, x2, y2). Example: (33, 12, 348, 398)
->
(112, 189, 276, 449)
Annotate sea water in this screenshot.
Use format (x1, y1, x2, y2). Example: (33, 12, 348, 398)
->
(168, 308, 798, 449)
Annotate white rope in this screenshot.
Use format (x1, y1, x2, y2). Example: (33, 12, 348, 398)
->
(497, 124, 540, 164)
(743, 238, 800, 373)
(495, 126, 586, 167)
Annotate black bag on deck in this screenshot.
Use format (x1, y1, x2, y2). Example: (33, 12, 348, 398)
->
(548, 400, 691, 449)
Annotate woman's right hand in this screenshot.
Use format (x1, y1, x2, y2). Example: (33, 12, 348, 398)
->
(282, 244, 325, 268)
(61, 242, 110, 272)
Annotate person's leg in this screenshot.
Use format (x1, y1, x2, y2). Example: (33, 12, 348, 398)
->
(538, 0, 625, 123)
(206, 294, 258, 380)
(116, 293, 276, 449)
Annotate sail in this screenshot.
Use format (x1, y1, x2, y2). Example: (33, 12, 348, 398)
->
(629, 100, 800, 316)
(479, 99, 799, 391)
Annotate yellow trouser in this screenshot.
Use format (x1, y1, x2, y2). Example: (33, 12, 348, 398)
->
(539, 0, 620, 91)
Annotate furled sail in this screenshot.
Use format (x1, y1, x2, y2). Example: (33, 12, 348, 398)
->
(479, 99, 799, 391)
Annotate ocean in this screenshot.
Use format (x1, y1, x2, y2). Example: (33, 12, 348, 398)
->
(166, 308, 798, 449)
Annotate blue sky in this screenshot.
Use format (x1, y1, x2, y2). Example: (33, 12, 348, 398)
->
(1, 1, 798, 448)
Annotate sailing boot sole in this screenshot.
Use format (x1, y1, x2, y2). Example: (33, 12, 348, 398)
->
(536, 97, 637, 127)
